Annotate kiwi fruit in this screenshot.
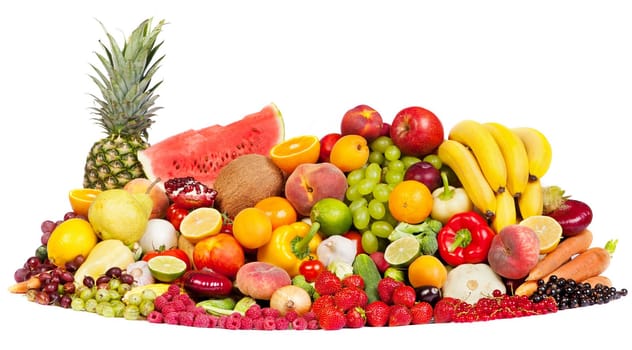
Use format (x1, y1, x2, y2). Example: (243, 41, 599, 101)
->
(213, 154, 285, 219)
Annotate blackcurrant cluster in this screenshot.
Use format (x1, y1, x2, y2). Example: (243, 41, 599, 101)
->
(530, 275, 628, 310)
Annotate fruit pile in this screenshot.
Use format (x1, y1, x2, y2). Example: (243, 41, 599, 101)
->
(8, 18, 628, 331)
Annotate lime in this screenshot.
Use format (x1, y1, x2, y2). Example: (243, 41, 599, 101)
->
(310, 198, 353, 236)
(519, 215, 563, 254)
(384, 236, 421, 266)
(384, 236, 421, 267)
(147, 255, 187, 282)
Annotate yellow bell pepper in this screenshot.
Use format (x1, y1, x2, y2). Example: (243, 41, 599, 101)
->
(257, 221, 323, 277)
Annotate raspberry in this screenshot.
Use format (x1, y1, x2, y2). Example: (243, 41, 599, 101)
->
(302, 310, 316, 322)
(377, 277, 404, 304)
(318, 307, 346, 330)
(261, 307, 280, 318)
(178, 311, 195, 326)
(253, 317, 265, 330)
(365, 300, 390, 327)
(171, 298, 187, 312)
(164, 311, 179, 325)
(175, 293, 195, 308)
(147, 310, 164, 323)
(311, 295, 336, 318)
(245, 304, 262, 319)
(433, 297, 459, 323)
(225, 313, 242, 330)
(307, 319, 320, 330)
(410, 301, 433, 325)
(342, 274, 365, 290)
(262, 316, 277, 330)
(193, 313, 211, 328)
(345, 307, 366, 328)
(217, 315, 228, 329)
(388, 304, 412, 327)
(292, 317, 308, 330)
(284, 310, 299, 322)
(314, 270, 342, 296)
(167, 283, 181, 297)
(153, 295, 168, 311)
(240, 315, 254, 330)
(275, 316, 290, 330)
(391, 285, 416, 308)
(208, 315, 219, 328)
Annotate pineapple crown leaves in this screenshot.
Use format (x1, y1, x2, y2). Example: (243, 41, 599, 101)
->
(89, 18, 167, 139)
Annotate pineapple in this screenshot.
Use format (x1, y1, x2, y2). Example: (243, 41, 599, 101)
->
(83, 18, 166, 190)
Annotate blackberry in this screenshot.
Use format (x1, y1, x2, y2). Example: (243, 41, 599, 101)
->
(530, 275, 628, 310)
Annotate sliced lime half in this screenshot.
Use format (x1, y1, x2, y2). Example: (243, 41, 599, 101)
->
(384, 236, 420, 267)
(147, 255, 187, 282)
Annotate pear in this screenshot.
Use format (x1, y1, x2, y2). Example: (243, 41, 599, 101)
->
(88, 189, 153, 246)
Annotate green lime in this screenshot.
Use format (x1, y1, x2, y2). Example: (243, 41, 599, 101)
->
(310, 198, 353, 236)
(147, 255, 187, 282)
(384, 236, 421, 267)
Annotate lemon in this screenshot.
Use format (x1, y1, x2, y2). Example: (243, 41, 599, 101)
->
(47, 218, 98, 267)
(519, 215, 563, 254)
(384, 236, 421, 267)
(179, 207, 223, 243)
(147, 255, 187, 282)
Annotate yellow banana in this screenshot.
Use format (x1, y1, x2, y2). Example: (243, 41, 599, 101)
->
(449, 119, 507, 193)
(483, 122, 530, 198)
(437, 139, 496, 219)
(490, 190, 517, 234)
(511, 127, 552, 181)
(517, 178, 544, 219)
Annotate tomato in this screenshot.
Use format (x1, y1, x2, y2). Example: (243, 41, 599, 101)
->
(142, 247, 192, 271)
(299, 257, 325, 282)
(343, 230, 364, 255)
(166, 204, 189, 231)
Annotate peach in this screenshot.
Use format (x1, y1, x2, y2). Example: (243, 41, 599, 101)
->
(487, 224, 540, 280)
(123, 177, 170, 219)
(340, 104, 384, 142)
(235, 261, 291, 300)
(284, 162, 348, 217)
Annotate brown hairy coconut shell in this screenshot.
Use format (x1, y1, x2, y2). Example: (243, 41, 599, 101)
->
(213, 154, 285, 219)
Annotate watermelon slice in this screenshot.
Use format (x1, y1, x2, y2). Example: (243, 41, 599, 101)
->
(138, 103, 285, 189)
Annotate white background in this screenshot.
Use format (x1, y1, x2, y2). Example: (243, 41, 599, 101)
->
(1, 1, 630, 348)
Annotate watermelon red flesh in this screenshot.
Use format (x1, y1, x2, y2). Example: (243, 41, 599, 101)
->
(138, 103, 285, 189)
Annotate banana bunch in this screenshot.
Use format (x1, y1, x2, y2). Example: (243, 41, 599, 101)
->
(437, 119, 552, 233)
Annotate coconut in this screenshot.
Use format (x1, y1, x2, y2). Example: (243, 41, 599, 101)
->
(213, 154, 285, 219)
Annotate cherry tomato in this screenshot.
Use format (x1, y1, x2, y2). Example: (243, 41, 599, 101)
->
(299, 257, 325, 282)
(166, 204, 189, 231)
(142, 247, 192, 271)
(343, 230, 364, 255)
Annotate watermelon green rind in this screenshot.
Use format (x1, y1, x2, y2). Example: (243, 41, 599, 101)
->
(138, 103, 284, 189)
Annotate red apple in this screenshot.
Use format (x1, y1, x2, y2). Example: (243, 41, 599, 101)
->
(403, 161, 442, 192)
(487, 225, 540, 280)
(318, 133, 342, 163)
(340, 104, 384, 142)
(378, 122, 391, 137)
(390, 106, 444, 157)
(193, 233, 245, 279)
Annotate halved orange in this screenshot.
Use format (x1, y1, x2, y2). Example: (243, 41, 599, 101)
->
(68, 188, 102, 217)
(270, 135, 321, 174)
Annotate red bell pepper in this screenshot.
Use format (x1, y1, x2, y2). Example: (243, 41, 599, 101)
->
(437, 211, 494, 266)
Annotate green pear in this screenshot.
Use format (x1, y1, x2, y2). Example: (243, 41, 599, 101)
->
(88, 189, 153, 246)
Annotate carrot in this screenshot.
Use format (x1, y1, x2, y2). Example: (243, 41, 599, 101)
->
(542, 246, 611, 283)
(525, 229, 593, 281)
(514, 280, 538, 297)
(581, 275, 612, 288)
(7, 275, 41, 294)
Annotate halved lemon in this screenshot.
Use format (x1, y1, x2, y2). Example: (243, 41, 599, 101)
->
(269, 135, 321, 174)
(384, 236, 421, 267)
(147, 255, 187, 282)
(519, 215, 563, 254)
(68, 188, 102, 217)
(179, 207, 223, 243)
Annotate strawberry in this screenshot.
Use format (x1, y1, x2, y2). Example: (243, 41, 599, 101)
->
(334, 287, 358, 311)
(391, 285, 416, 308)
(345, 307, 366, 328)
(410, 301, 433, 324)
(314, 270, 342, 296)
(433, 297, 459, 323)
(318, 307, 346, 330)
(376, 277, 404, 304)
(388, 304, 412, 327)
(311, 295, 336, 318)
(341, 274, 365, 290)
(365, 300, 390, 327)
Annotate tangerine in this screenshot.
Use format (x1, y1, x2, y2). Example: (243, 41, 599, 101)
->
(388, 180, 433, 224)
(232, 207, 273, 249)
(254, 196, 298, 229)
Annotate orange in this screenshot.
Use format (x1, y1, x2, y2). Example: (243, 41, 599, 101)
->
(388, 180, 433, 224)
(179, 207, 223, 243)
(68, 188, 102, 217)
(270, 135, 321, 174)
(329, 134, 370, 172)
(232, 207, 273, 249)
(254, 196, 298, 229)
(407, 255, 448, 289)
